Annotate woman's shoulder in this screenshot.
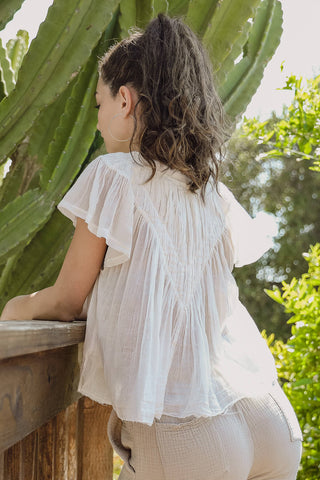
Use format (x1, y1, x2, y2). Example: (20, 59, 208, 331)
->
(93, 151, 138, 179)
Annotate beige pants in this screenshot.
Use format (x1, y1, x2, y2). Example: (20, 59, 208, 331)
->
(107, 384, 302, 480)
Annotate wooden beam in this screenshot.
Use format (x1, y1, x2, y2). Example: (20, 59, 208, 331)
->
(77, 398, 113, 480)
(0, 320, 114, 478)
(2, 443, 20, 480)
(0, 399, 114, 480)
(20, 431, 37, 480)
(0, 320, 86, 360)
(0, 345, 82, 452)
(54, 408, 69, 479)
(38, 419, 54, 480)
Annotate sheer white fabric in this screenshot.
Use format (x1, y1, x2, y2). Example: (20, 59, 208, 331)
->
(58, 151, 278, 425)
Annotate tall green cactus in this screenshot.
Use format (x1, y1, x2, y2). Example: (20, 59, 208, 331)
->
(219, 0, 283, 117)
(0, 0, 119, 163)
(0, 0, 283, 309)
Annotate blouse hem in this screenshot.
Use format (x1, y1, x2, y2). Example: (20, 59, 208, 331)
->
(77, 382, 279, 426)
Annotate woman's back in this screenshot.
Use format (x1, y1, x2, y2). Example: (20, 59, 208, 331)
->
(58, 150, 277, 425)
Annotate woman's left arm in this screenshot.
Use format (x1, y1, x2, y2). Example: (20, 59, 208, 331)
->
(0, 218, 107, 322)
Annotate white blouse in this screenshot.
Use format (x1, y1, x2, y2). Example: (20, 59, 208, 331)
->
(58, 151, 278, 425)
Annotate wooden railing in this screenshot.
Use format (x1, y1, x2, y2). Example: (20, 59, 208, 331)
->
(0, 320, 113, 480)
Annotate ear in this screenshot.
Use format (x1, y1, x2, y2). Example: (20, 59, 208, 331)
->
(118, 85, 138, 118)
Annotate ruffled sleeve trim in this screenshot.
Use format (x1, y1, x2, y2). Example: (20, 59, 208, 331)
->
(58, 154, 134, 268)
(218, 182, 276, 268)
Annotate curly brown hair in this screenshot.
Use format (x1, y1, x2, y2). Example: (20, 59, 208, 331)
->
(99, 13, 229, 198)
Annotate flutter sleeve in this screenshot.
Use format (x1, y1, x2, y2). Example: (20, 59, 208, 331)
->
(58, 155, 134, 268)
(218, 182, 276, 268)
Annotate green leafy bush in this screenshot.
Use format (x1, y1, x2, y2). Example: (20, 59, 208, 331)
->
(243, 74, 320, 172)
(264, 243, 320, 479)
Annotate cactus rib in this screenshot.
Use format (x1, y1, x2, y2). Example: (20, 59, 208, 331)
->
(119, 0, 154, 36)
(0, 189, 53, 264)
(0, 0, 120, 163)
(154, 0, 169, 15)
(221, 0, 283, 118)
(0, 39, 15, 96)
(168, 0, 190, 16)
(0, 212, 74, 308)
(46, 57, 100, 197)
(0, 0, 24, 31)
(27, 83, 74, 167)
(203, 0, 261, 71)
(186, 0, 219, 37)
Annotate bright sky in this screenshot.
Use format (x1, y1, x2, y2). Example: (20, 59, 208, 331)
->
(246, 0, 320, 118)
(0, 0, 319, 119)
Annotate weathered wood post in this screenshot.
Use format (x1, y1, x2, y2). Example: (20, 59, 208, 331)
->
(0, 320, 113, 480)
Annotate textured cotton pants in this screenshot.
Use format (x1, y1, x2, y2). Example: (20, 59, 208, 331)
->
(107, 384, 302, 480)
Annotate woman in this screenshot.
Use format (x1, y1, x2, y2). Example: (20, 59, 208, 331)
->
(1, 13, 302, 480)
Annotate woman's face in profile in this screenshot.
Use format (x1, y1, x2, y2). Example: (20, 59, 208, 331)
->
(95, 77, 138, 153)
(95, 78, 122, 152)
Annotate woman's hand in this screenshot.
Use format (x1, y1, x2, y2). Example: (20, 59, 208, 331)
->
(0, 295, 31, 321)
(0, 288, 75, 322)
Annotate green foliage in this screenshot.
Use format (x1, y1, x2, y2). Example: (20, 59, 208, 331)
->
(0, 0, 283, 309)
(113, 451, 124, 479)
(264, 244, 320, 480)
(222, 127, 320, 339)
(225, 75, 320, 477)
(224, 74, 320, 339)
(243, 75, 320, 169)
